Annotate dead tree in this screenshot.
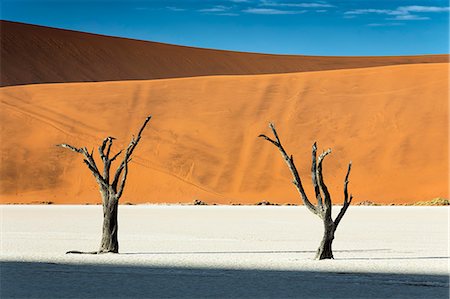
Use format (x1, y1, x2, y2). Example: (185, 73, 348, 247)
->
(259, 123, 352, 260)
(58, 116, 152, 254)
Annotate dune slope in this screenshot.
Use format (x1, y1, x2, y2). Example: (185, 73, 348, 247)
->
(1, 20, 448, 87)
(0, 63, 448, 204)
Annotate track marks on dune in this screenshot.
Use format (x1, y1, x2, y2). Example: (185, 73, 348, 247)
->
(1, 92, 99, 139)
(128, 158, 226, 198)
(1, 86, 225, 199)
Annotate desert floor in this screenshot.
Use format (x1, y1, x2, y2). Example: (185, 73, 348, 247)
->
(1, 205, 448, 298)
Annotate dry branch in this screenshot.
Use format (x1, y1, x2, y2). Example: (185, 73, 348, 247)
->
(259, 122, 353, 259)
(258, 123, 319, 216)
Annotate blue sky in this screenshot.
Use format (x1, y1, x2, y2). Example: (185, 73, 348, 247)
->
(1, 0, 449, 55)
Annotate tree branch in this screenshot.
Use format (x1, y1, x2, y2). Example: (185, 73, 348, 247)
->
(258, 134, 279, 147)
(112, 116, 152, 190)
(116, 159, 128, 199)
(98, 137, 117, 184)
(85, 149, 101, 177)
(105, 137, 114, 159)
(57, 143, 107, 188)
(335, 162, 352, 227)
(83, 159, 107, 188)
(311, 142, 323, 211)
(57, 143, 83, 154)
(99, 138, 108, 161)
(110, 150, 123, 162)
(343, 161, 352, 203)
(259, 123, 319, 216)
(316, 148, 332, 215)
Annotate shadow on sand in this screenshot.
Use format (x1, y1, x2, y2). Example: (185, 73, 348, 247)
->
(1, 261, 448, 299)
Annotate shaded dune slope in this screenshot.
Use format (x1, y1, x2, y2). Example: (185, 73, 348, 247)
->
(1, 63, 447, 204)
(1, 20, 448, 87)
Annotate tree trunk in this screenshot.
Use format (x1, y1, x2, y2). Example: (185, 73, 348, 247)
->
(99, 194, 119, 253)
(315, 220, 335, 260)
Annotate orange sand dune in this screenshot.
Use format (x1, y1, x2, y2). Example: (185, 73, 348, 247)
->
(1, 63, 448, 204)
(1, 20, 448, 87)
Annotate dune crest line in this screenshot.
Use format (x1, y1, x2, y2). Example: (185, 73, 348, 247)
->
(1, 20, 448, 87)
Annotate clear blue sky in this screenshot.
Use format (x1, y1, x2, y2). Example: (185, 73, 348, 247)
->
(1, 0, 449, 55)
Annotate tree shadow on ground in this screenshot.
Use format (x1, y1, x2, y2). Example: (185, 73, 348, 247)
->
(337, 256, 449, 261)
(120, 249, 392, 255)
(1, 261, 448, 299)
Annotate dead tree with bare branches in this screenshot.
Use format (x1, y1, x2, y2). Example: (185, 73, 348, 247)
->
(58, 116, 152, 254)
(259, 123, 352, 260)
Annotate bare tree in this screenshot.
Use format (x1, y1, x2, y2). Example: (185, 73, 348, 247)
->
(58, 116, 152, 254)
(259, 123, 352, 260)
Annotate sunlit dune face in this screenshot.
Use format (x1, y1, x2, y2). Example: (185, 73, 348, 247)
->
(1, 63, 448, 204)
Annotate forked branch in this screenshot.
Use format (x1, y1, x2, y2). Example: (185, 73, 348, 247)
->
(259, 123, 319, 216)
(57, 143, 107, 188)
(58, 115, 152, 198)
(112, 116, 152, 191)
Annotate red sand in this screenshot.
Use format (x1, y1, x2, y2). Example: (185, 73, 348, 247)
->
(1, 20, 448, 87)
(1, 63, 448, 204)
